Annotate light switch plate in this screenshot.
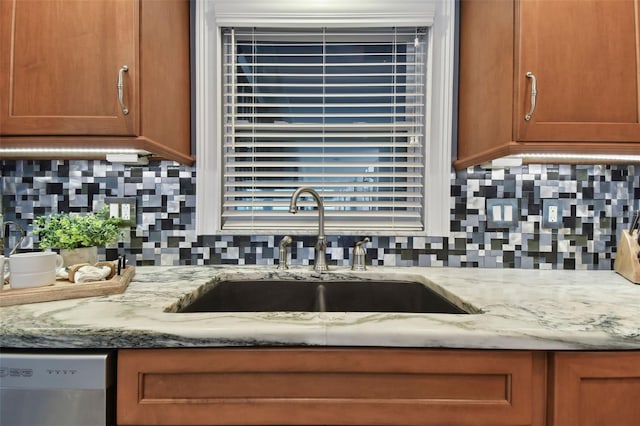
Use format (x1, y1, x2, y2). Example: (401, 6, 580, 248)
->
(486, 199, 519, 229)
(104, 197, 136, 227)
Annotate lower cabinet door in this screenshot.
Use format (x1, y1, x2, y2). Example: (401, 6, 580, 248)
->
(117, 348, 546, 426)
(549, 352, 640, 426)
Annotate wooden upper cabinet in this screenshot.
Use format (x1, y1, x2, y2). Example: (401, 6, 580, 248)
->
(456, 0, 640, 169)
(1, 0, 136, 135)
(0, 0, 193, 165)
(517, 0, 640, 142)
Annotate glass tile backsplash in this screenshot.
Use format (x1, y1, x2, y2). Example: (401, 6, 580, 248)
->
(1, 160, 638, 269)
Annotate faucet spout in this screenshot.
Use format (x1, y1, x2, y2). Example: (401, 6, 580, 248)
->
(289, 187, 328, 272)
(289, 187, 325, 240)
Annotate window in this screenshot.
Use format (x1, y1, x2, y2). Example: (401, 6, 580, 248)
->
(222, 27, 427, 232)
(196, 0, 455, 236)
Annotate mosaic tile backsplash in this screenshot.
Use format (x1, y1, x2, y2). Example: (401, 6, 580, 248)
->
(1, 160, 638, 269)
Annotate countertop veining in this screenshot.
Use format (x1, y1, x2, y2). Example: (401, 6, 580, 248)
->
(1, 266, 638, 350)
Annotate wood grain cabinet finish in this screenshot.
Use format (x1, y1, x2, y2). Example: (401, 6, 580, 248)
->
(117, 348, 546, 426)
(548, 352, 640, 426)
(456, 0, 640, 169)
(0, 0, 192, 165)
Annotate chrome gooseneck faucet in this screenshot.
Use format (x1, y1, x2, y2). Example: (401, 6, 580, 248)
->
(288, 187, 328, 273)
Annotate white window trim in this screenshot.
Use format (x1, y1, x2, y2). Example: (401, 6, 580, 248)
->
(196, 0, 454, 237)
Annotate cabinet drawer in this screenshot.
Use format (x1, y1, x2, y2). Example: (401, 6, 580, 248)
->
(118, 348, 545, 426)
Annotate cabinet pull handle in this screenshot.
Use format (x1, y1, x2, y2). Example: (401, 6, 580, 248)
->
(524, 71, 537, 121)
(117, 65, 129, 115)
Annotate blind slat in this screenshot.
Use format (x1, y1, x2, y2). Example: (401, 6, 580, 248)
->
(233, 124, 420, 130)
(232, 93, 423, 98)
(225, 190, 423, 197)
(225, 153, 424, 158)
(224, 132, 423, 138)
(225, 102, 422, 108)
(226, 164, 423, 169)
(225, 171, 423, 178)
(222, 211, 423, 218)
(228, 73, 425, 78)
(233, 114, 424, 119)
(222, 182, 423, 188)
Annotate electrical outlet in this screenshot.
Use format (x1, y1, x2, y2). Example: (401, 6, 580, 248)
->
(542, 199, 563, 229)
(487, 199, 519, 228)
(104, 197, 136, 226)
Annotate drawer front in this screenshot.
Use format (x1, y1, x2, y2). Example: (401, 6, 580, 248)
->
(118, 348, 545, 426)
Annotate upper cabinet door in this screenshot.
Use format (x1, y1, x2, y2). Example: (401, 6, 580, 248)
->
(516, 0, 640, 142)
(1, 0, 136, 135)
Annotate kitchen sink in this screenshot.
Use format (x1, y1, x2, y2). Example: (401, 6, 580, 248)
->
(172, 280, 471, 314)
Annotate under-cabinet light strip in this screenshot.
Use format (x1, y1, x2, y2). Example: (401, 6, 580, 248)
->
(515, 153, 640, 163)
(0, 148, 147, 154)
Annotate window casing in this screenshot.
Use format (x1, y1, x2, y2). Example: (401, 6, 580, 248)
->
(196, 0, 455, 236)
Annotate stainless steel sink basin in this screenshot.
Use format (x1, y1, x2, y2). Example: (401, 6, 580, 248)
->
(173, 280, 471, 314)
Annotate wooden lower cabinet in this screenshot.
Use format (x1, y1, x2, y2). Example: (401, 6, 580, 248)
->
(548, 352, 640, 426)
(117, 348, 546, 426)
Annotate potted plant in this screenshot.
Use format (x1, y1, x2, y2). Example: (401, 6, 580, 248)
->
(33, 207, 123, 266)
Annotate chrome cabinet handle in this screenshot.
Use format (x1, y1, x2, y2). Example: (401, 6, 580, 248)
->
(524, 71, 537, 121)
(117, 65, 129, 115)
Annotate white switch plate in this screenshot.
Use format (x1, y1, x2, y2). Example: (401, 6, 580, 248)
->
(486, 199, 518, 229)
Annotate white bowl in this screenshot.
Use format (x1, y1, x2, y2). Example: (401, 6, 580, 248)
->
(9, 270, 56, 289)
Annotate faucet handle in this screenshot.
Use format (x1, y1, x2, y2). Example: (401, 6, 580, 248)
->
(277, 235, 293, 269)
(355, 237, 369, 248)
(351, 237, 369, 271)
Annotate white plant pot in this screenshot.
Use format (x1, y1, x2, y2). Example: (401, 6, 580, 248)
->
(60, 246, 98, 267)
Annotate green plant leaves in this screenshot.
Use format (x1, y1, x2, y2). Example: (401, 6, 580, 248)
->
(33, 207, 123, 250)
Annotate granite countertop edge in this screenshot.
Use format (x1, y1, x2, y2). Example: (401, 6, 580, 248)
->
(1, 265, 639, 350)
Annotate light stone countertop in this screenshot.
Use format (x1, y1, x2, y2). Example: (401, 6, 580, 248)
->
(1, 266, 639, 350)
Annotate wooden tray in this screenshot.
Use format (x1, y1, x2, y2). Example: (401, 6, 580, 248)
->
(0, 266, 135, 307)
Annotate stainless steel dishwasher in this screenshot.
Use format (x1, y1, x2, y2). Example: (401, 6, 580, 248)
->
(0, 351, 115, 426)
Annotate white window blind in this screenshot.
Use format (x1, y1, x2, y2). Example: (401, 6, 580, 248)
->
(221, 27, 428, 232)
